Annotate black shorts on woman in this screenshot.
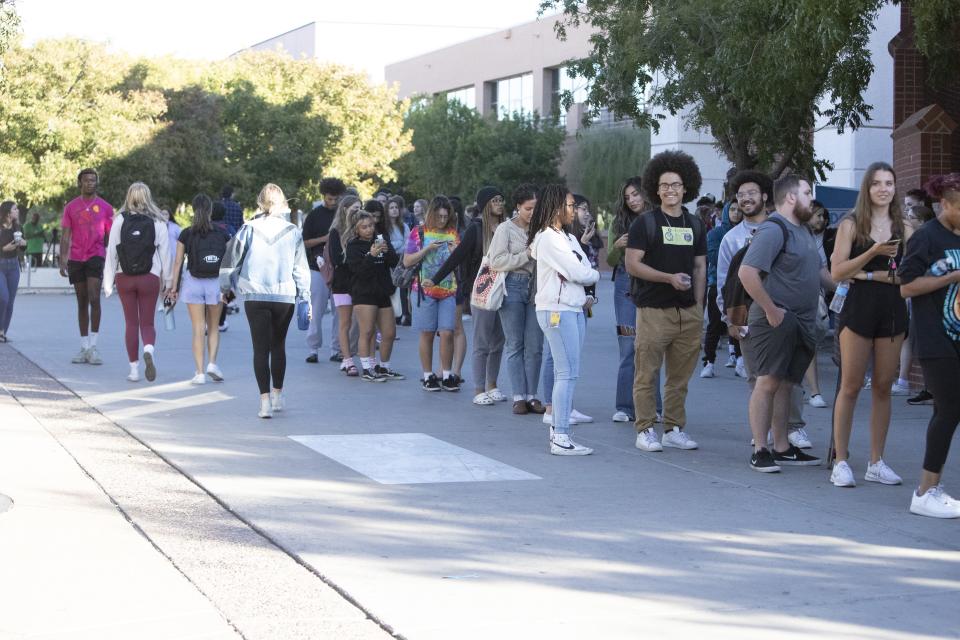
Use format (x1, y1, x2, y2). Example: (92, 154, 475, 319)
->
(838, 240, 907, 339)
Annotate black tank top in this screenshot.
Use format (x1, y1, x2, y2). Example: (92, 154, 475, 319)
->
(849, 237, 903, 272)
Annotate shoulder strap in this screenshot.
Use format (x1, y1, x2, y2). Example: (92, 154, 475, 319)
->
(686, 212, 704, 246)
(768, 217, 789, 253)
(643, 212, 657, 248)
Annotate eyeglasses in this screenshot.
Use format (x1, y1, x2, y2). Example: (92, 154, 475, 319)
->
(736, 189, 761, 199)
(491, 197, 505, 204)
(658, 182, 683, 192)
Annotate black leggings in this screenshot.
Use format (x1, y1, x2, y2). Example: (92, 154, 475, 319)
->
(703, 284, 741, 363)
(245, 301, 294, 394)
(920, 356, 960, 473)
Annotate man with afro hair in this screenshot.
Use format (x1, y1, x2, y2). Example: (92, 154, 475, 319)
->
(626, 150, 706, 453)
(302, 177, 347, 363)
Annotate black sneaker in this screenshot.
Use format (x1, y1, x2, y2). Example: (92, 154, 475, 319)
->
(441, 375, 461, 392)
(375, 365, 405, 380)
(422, 374, 441, 391)
(305, 353, 319, 363)
(361, 368, 386, 382)
(773, 444, 820, 466)
(750, 448, 781, 473)
(907, 389, 934, 405)
(329, 353, 343, 363)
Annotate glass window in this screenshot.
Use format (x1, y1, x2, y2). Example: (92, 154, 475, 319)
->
(445, 86, 476, 110)
(495, 73, 533, 118)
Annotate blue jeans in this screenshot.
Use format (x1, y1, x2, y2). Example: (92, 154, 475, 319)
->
(614, 268, 662, 416)
(498, 273, 543, 398)
(538, 310, 585, 434)
(0, 258, 20, 333)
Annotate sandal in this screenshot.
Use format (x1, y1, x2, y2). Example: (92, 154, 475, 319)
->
(345, 364, 359, 377)
(486, 388, 506, 402)
(473, 392, 494, 406)
(525, 399, 546, 414)
(512, 400, 528, 415)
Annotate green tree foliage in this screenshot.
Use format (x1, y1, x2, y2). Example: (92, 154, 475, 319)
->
(0, 39, 410, 214)
(565, 126, 650, 225)
(394, 96, 566, 201)
(541, 0, 887, 178)
(910, 0, 960, 87)
(0, 0, 18, 62)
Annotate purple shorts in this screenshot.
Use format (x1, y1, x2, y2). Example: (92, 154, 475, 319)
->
(181, 272, 221, 305)
(333, 293, 353, 307)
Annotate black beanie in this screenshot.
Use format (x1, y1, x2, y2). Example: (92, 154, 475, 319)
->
(475, 186, 503, 215)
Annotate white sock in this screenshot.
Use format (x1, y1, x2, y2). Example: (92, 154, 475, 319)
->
(89, 333, 98, 347)
(423, 372, 433, 381)
(514, 394, 524, 401)
(381, 361, 390, 371)
(144, 344, 154, 355)
(897, 378, 909, 387)
(129, 361, 138, 370)
(81, 336, 90, 350)
(361, 357, 373, 370)
(442, 370, 452, 379)
(526, 394, 535, 401)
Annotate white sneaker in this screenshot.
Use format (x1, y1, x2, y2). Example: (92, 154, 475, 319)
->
(612, 411, 633, 423)
(86, 347, 103, 365)
(700, 362, 715, 378)
(143, 348, 156, 382)
(258, 397, 273, 419)
(570, 409, 593, 423)
(206, 363, 224, 382)
(830, 460, 856, 487)
(890, 382, 910, 396)
(71, 348, 89, 364)
(809, 394, 828, 408)
(788, 427, 813, 449)
(635, 428, 663, 452)
(219, 320, 229, 332)
(725, 354, 737, 368)
(662, 427, 698, 450)
(865, 459, 903, 485)
(270, 391, 284, 412)
(190, 373, 207, 385)
(543, 413, 553, 425)
(863, 377, 872, 390)
(127, 365, 140, 383)
(550, 432, 593, 456)
(910, 485, 960, 518)
(735, 357, 747, 378)
(655, 413, 663, 424)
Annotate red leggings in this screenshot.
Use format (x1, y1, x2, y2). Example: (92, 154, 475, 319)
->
(116, 273, 160, 362)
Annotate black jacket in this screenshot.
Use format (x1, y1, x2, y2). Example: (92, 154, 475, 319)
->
(346, 237, 399, 300)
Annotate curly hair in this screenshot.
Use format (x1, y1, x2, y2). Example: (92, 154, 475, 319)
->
(319, 177, 346, 197)
(925, 173, 960, 203)
(729, 170, 774, 203)
(512, 183, 539, 208)
(642, 150, 702, 205)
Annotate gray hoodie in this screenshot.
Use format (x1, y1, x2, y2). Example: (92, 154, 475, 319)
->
(219, 214, 311, 304)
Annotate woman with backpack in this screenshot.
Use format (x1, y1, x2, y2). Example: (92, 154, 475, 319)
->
(220, 183, 311, 418)
(169, 193, 229, 385)
(326, 195, 361, 375)
(103, 182, 173, 383)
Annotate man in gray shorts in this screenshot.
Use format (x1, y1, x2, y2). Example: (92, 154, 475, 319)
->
(739, 175, 832, 472)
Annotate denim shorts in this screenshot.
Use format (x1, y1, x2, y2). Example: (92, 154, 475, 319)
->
(414, 294, 456, 332)
(180, 272, 220, 305)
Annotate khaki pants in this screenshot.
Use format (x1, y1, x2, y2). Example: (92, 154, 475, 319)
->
(633, 305, 702, 431)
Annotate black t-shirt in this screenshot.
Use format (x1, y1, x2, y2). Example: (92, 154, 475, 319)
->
(627, 208, 706, 308)
(0, 224, 20, 259)
(898, 218, 960, 359)
(302, 205, 336, 271)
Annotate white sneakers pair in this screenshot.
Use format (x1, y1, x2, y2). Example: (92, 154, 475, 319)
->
(191, 363, 225, 385)
(258, 391, 284, 419)
(635, 427, 698, 452)
(830, 459, 903, 488)
(127, 346, 157, 382)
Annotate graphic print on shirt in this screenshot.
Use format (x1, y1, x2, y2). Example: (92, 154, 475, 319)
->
(662, 226, 695, 246)
(933, 248, 960, 341)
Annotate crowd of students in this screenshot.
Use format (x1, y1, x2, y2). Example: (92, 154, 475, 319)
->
(12, 158, 959, 519)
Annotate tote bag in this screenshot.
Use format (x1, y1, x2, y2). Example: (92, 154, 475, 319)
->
(470, 255, 505, 311)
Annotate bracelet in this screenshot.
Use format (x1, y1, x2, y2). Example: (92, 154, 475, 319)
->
(866, 271, 873, 281)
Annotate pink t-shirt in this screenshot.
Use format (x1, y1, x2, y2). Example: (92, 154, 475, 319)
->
(62, 196, 114, 262)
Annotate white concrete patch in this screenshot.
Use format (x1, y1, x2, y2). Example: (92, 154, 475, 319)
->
(289, 433, 541, 485)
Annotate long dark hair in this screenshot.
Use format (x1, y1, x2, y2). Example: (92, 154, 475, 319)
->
(527, 184, 570, 246)
(611, 176, 645, 239)
(191, 193, 213, 234)
(848, 161, 904, 246)
(385, 195, 406, 235)
(0, 201, 17, 227)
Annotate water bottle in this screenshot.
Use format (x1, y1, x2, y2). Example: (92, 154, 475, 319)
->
(162, 298, 176, 331)
(931, 256, 956, 276)
(829, 281, 849, 314)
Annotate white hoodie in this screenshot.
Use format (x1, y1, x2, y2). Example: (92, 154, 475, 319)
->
(530, 227, 600, 312)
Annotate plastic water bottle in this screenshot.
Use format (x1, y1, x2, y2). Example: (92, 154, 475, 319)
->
(829, 282, 849, 314)
(162, 298, 176, 331)
(931, 256, 956, 276)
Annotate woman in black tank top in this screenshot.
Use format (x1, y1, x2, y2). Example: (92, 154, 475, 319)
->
(829, 162, 913, 489)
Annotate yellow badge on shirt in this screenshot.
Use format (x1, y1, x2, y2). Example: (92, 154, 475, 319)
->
(662, 227, 694, 246)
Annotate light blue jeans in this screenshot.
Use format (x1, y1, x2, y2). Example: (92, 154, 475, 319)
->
(538, 310, 585, 434)
(498, 273, 543, 398)
(0, 257, 20, 333)
(614, 268, 662, 416)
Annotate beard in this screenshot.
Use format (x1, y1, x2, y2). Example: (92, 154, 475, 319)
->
(740, 202, 763, 217)
(794, 202, 814, 222)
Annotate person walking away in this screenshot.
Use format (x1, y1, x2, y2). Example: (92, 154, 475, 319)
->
(23, 211, 45, 268)
(169, 193, 229, 384)
(407, 196, 460, 391)
(738, 175, 825, 472)
(302, 177, 345, 363)
(220, 185, 244, 237)
(60, 168, 114, 365)
(829, 162, 911, 487)
(898, 172, 960, 517)
(627, 151, 706, 452)
(103, 182, 173, 383)
(488, 184, 545, 414)
(220, 183, 311, 418)
(430, 187, 507, 404)
(529, 185, 600, 455)
(0, 202, 26, 342)
(327, 195, 362, 375)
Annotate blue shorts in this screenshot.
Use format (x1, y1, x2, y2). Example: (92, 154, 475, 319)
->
(181, 271, 221, 305)
(414, 294, 455, 333)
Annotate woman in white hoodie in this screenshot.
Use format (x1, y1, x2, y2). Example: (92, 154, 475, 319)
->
(528, 185, 601, 456)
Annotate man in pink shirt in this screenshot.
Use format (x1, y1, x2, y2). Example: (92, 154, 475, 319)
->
(59, 168, 114, 364)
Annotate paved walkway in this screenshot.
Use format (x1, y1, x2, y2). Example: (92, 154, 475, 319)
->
(2, 282, 958, 639)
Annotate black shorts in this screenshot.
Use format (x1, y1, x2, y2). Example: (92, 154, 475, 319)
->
(351, 293, 392, 309)
(67, 256, 105, 284)
(838, 281, 908, 339)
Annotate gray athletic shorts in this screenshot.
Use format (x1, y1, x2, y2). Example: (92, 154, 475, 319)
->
(742, 308, 815, 384)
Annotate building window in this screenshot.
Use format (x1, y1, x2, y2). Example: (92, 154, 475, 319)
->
(495, 73, 533, 119)
(445, 86, 476, 110)
(552, 66, 592, 127)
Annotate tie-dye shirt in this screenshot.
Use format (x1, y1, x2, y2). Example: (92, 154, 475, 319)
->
(406, 226, 458, 299)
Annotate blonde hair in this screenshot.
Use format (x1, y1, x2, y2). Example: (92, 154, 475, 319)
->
(256, 183, 288, 216)
(119, 182, 164, 221)
(480, 199, 503, 253)
(330, 195, 361, 237)
(341, 210, 373, 250)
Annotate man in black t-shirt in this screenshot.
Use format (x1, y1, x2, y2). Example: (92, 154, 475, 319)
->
(626, 151, 707, 453)
(302, 177, 345, 362)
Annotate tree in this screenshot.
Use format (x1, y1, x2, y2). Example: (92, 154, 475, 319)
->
(0, 0, 17, 62)
(394, 95, 567, 200)
(565, 126, 650, 220)
(910, 0, 960, 87)
(541, 0, 887, 178)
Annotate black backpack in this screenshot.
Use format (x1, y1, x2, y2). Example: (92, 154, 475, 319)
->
(721, 217, 789, 326)
(188, 228, 228, 278)
(116, 213, 157, 276)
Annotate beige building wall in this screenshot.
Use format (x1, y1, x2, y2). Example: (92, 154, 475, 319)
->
(238, 22, 317, 59)
(384, 16, 596, 117)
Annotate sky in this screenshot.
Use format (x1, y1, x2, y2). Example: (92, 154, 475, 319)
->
(18, 0, 551, 83)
